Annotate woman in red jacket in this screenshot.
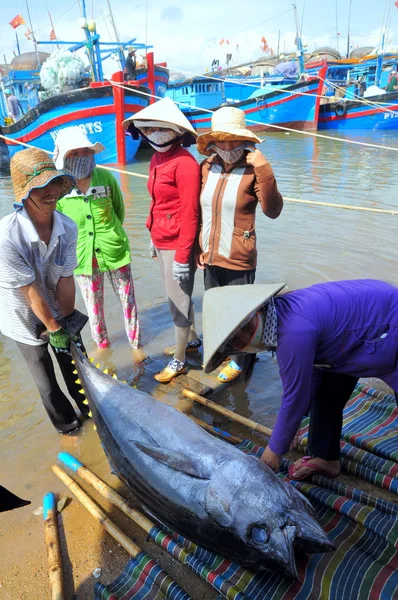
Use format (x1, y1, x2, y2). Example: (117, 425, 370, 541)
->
(123, 98, 201, 382)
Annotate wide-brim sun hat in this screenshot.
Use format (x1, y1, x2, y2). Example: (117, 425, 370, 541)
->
(53, 126, 105, 170)
(196, 106, 262, 156)
(122, 97, 197, 146)
(11, 148, 75, 206)
(202, 283, 286, 373)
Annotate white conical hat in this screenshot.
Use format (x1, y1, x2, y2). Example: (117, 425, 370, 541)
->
(122, 97, 197, 136)
(202, 283, 286, 373)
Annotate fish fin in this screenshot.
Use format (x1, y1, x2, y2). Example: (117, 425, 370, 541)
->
(0, 485, 30, 513)
(133, 442, 211, 479)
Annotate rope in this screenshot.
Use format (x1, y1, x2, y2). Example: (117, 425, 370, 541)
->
(316, 74, 398, 115)
(173, 68, 398, 114)
(110, 80, 398, 152)
(1, 125, 397, 217)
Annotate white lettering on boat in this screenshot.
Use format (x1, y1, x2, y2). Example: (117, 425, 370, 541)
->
(50, 121, 103, 141)
(383, 112, 398, 120)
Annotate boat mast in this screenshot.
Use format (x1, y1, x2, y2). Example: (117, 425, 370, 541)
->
(293, 3, 305, 75)
(346, 0, 352, 58)
(24, 0, 41, 68)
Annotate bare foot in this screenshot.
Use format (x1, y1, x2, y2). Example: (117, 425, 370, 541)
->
(289, 456, 340, 481)
(132, 347, 146, 364)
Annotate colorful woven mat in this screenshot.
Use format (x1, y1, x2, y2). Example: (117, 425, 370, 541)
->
(298, 384, 398, 493)
(95, 384, 398, 600)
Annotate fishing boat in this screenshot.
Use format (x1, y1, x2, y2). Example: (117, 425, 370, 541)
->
(170, 67, 327, 133)
(0, 4, 169, 164)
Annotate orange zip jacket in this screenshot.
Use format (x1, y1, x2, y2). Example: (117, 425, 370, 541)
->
(199, 154, 283, 270)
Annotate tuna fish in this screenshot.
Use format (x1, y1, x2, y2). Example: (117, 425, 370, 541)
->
(72, 345, 334, 577)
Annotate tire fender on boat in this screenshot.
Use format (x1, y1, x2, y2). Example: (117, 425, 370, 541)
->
(256, 98, 268, 111)
(334, 102, 347, 117)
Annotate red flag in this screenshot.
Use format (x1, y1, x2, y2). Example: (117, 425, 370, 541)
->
(395, 0, 398, 9)
(24, 28, 32, 40)
(50, 29, 56, 41)
(219, 38, 225, 45)
(9, 14, 25, 29)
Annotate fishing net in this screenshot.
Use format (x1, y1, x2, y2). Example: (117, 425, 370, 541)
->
(40, 50, 88, 95)
(95, 384, 398, 600)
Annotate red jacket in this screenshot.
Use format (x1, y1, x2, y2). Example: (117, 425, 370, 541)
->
(146, 145, 201, 264)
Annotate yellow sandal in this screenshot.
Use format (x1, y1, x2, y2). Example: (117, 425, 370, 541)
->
(154, 359, 187, 383)
(217, 363, 242, 383)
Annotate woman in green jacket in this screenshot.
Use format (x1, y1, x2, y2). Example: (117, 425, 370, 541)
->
(54, 126, 140, 351)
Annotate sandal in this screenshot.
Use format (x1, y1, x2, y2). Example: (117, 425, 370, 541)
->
(288, 456, 340, 481)
(164, 338, 202, 356)
(217, 362, 242, 383)
(154, 359, 187, 383)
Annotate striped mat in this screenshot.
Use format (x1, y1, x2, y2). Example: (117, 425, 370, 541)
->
(95, 384, 398, 600)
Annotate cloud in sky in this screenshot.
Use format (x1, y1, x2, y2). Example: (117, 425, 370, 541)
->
(160, 5, 183, 22)
(0, 0, 396, 77)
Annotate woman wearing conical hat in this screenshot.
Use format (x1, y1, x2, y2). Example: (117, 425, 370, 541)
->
(196, 106, 283, 383)
(123, 98, 201, 382)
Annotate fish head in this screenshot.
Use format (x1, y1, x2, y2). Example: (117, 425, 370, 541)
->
(205, 456, 334, 577)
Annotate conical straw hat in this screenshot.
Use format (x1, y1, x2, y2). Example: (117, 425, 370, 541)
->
(196, 106, 262, 156)
(202, 283, 286, 373)
(10, 148, 75, 207)
(122, 97, 197, 136)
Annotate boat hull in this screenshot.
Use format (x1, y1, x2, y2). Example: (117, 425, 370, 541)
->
(319, 92, 398, 130)
(0, 65, 169, 164)
(184, 77, 325, 133)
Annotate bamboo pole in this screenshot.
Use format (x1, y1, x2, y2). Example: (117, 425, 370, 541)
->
(43, 492, 64, 600)
(57, 454, 249, 600)
(182, 389, 273, 437)
(56, 454, 153, 534)
(52, 465, 142, 557)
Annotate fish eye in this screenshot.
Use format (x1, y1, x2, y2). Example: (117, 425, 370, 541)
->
(250, 526, 269, 545)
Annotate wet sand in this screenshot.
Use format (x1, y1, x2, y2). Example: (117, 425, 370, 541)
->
(1, 132, 398, 598)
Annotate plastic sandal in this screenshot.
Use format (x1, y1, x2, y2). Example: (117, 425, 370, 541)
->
(217, 363, 242, 383)
(288, 456, 340, 481)
(164, 338, 202, 356)
(154, 359, 187, 383)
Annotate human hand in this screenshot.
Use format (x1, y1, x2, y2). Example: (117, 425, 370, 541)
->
(195, 252, 205, 271)
(149, 239, 157, 260)
(246, 149, 268, 168)
(260, 446, 282, 472)
(172, 261, 190, 282)
(48, 327, 79, 354)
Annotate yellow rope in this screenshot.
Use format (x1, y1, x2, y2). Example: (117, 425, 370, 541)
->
(1, 133, 396, 216)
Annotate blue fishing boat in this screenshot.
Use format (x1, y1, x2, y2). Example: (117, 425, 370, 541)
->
(171, 68, 326, 133)
(0, 4, 169, 164)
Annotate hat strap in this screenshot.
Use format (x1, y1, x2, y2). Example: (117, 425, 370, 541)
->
(20, 162, 57, 184)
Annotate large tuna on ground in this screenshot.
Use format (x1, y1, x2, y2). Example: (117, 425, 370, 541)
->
(72, 345, 334, 578)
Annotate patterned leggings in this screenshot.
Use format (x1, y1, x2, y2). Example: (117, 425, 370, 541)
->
(76, 263, 140, 349)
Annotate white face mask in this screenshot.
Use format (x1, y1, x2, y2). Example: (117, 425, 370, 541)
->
(146, 130, 179, 153)
(212, 144, 246, 164)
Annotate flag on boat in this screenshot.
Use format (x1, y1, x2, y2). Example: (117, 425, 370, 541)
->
(24, 28, 32, 40)
(395, 0, 398, 9)
(219, 38, 229, 45)
(9, 14, 25, 29)
(50, 29, 56, 41)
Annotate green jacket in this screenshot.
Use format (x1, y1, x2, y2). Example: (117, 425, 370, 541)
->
(57, 168, 131, 275)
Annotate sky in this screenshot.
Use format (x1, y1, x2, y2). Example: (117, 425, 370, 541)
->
(0, 0, 397, 78)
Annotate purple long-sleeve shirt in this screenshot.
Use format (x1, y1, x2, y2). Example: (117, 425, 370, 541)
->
(269, 279, 398, 456)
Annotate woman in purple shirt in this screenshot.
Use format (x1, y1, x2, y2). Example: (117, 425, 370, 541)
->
(202, 279, 398, 480)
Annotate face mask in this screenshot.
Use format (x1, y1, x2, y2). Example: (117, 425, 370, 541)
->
(64, 154, 96, 179)
(212, 144, 246, 164)
(146, 130, 180, 153)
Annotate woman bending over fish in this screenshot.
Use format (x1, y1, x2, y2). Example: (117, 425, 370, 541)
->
(202, 279, 398, 479)
(196, 107, 283, 383)
(54, 127, 141, 354)
(123, 98, 201, 382)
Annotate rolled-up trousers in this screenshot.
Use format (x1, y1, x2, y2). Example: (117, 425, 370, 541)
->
(308, 370, 359, 460)
(17, 341, 89, 430)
